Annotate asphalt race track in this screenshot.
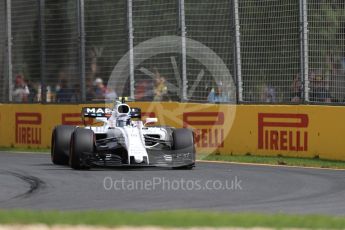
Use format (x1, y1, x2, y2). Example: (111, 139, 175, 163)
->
(0, 152, 345, 215)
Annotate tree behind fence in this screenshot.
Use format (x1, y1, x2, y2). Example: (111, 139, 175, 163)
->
(1, 0, 345, 105)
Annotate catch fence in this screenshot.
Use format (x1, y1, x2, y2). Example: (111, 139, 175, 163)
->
(1, 0, 345, 105)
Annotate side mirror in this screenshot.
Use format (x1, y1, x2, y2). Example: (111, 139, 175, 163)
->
(144, 117, 158, 126)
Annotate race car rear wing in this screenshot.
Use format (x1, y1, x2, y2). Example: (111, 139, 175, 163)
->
(82, 107, 112, 118)
(82, 105, 142, 120)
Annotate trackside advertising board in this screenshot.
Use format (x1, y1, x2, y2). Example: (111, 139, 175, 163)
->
(0, 103, 344, 161)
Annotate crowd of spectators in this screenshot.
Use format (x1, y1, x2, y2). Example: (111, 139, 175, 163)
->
(11, 66, 173, 103)
(288, 72, 331, 103)
(10, 73, 115, 103)
(134, 67, 169, 101)
(9, 67, 339, 104)
(238, 69, 337, 104)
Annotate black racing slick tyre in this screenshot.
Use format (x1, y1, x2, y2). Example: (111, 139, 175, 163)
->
(172, 128, 196, 169)
(69, 128, 94, 170)
(51, 125, 75, 165)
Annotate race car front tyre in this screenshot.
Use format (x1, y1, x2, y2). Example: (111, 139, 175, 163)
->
(172, 128, 196, 169)
(69, 128, 94, 170)
(51, 125, 76, 165)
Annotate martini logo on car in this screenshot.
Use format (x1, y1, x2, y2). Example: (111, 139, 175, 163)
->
(83, 107, 112, 117)
(258, 113, 309, 151)
(183, 112, 224, 148)
(15, 113, 42, 145)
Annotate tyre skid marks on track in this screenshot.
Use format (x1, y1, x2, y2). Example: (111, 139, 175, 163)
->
(0, 170, 45, 200)
(1, 153, 345, 214)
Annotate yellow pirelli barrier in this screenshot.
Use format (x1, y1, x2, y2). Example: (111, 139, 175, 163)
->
(0, 103, 344, 161)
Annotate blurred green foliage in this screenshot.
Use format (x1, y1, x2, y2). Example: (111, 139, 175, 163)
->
(8, 0, 345, 102)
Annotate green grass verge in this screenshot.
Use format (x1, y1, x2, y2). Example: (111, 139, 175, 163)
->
(202, 154, 345, 169)
(0, 210, 344, 229)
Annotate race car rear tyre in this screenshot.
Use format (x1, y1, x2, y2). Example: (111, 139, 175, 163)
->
(172, 128, 195, 169)
(69, 128, 94, 170)
(51, 125, 75, 165)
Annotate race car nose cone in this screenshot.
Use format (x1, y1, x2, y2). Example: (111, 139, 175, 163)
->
(134, 156, 144, 163)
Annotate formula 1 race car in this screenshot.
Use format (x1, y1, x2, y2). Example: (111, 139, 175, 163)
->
(51, 100, 195, 170)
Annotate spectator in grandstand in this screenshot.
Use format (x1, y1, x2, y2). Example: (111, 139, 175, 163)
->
(260, 83, 276, 103)
(56, 79, 73, 102)
(153, 68, 168, 101)
(27, 80, 39, 102)
(310, 74, 332, 103)
(70, 84, 80, 102)
(105, 87, 117, 102)
(93, 77, 107, 100)
(291, 75, 303, 102)
(86, 78, 95, 101)
(135, 79, 149, 101)
(207, 82, 229, 103)
(12, 74, 30, 102)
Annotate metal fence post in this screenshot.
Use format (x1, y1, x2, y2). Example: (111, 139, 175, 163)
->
(179, 0, 187, 101)
(5, 0, 12, 102)
(38, 0, 46, 103)
(300, 0, 309, 102)
(233, 0, 242, 102)
(127, 0, 134, 100)
(78, 0, 86, 102)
